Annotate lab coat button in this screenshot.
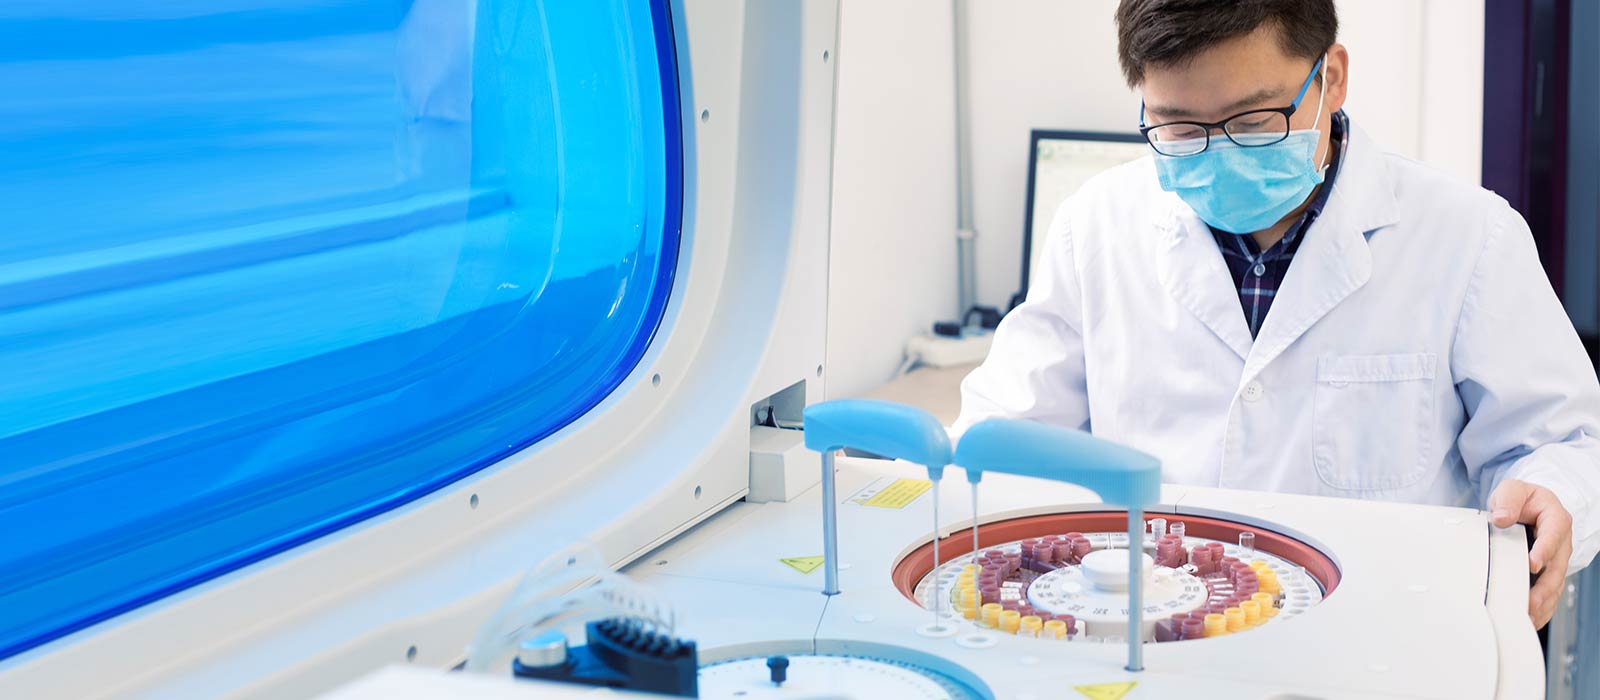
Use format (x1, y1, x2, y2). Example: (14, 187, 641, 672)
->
(1242, 381, 1265, 402)
(1252, 263, 1266, 276)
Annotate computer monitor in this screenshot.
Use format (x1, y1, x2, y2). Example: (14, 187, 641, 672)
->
(1015, 130, 1151, 308)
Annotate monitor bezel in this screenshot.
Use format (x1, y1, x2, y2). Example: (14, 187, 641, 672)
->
(1016, 129, 1148, 308)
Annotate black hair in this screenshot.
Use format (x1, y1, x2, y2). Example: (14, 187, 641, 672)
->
(1115, 0, 1338, 87)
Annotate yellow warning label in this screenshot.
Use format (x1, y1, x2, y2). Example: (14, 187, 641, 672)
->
(1073, 681, 1137, 700)
(780, 556, 825, 574)
(853, 478, 932, 509)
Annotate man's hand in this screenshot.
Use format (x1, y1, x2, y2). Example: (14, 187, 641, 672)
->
(1488, 479, 1573, 629)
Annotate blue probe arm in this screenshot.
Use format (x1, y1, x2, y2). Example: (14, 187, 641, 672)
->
(803, 399, 952, 477)
(953, 418, 1160, 507)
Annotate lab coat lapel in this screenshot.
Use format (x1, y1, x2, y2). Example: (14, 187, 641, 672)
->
(1241, 125, 1400, 380)
(1155, 203, 1254, 361)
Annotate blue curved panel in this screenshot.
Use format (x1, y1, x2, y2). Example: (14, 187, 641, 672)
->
(0, 0, 682, 658)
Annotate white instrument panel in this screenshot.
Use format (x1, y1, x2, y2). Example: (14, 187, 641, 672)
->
(321, 456, 1542, 700)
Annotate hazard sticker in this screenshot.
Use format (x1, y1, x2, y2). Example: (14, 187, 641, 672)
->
(779, 556, 825, 574)
(1073, 681, 1137, 699)
(848, 478, 932, 509)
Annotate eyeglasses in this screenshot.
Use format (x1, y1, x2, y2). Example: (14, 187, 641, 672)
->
(1139, 56, 1325, 157)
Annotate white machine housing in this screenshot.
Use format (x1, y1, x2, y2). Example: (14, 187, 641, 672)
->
(0, 1, 1547, 699)
(0, 1, 839, 698)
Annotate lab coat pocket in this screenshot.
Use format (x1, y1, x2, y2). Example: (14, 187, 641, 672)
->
(1312, 353, 1437, 491)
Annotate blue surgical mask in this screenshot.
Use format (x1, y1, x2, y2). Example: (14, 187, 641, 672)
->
(1149, 58, 1329, 235)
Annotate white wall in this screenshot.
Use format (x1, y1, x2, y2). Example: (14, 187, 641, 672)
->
(963, 0, 1485, 310)
(825, 0, 959, 398)
(826, 0, 1485, 394)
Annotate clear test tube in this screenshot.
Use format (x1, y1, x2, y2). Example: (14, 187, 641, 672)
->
(1150, 517, 1167, 540)
(1238, 531, 1256, 556)
(1169, 521, 1186, 540)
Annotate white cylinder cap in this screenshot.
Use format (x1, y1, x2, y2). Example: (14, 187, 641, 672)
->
(1079, 549, 1154, 592)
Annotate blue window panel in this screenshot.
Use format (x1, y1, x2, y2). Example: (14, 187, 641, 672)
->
(0, 0, 682, 659)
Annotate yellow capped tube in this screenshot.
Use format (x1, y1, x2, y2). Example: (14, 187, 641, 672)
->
(981, 603, 1003, 628)
(1259, 570, 1281, 595)
(1000, 610, 1021, 634)
(1251, 592, 1278, 618)
(1203, 613, 1227, 637)
(1224, 607, 1245, 632)
(1241, 600, 1262, 626)
(1043, 619, 1067, 640)
(1019, 615, 1043, 637)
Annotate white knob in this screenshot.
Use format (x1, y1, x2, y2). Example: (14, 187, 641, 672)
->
(1079, 549, 1153, 592)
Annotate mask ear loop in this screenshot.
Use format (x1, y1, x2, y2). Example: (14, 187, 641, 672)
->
(1310, 54, 1330, 173)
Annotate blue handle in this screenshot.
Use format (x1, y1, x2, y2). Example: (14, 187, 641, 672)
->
(953, 419, 1160, 507)
(803, 399, 952, 476)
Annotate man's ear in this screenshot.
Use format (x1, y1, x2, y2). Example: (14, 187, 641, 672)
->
(1324, 43, 1350, 114)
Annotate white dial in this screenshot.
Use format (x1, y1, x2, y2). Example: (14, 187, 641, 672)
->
(1027, 562, 1208, 637)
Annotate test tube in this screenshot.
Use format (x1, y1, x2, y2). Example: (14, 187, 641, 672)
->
(1020, 615, 1043, 637)
(1252, 592, 1279, 618)
(1224, 607, 1245, 632)
(1170, 521, 1186, 540)
(1203, 613, 1227, 637)
(979, 583, 1000, 605)
(981, 603, 1003, 628)
(1071, 535, 1093, 560)
(1239, 531, 1256, 555)
(1151, 517, 1168, 539)
(1031, 542, 1055, 567)
(1055, 614, 1078, 637)
(1000, 610, 1022, 633)
(1241, 600, 1262, 627)
(1043, 619, 1068, 640)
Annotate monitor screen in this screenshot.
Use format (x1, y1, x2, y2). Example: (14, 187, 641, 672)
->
(1018, 131, 1150, 304)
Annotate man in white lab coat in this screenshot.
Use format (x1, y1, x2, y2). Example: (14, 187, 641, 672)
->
(955, 0, 1600, 627)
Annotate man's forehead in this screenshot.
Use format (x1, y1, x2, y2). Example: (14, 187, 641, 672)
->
(1144, 86, 1289, 120)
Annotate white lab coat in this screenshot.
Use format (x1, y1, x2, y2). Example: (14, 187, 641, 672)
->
(955, 123, 1600, 571)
